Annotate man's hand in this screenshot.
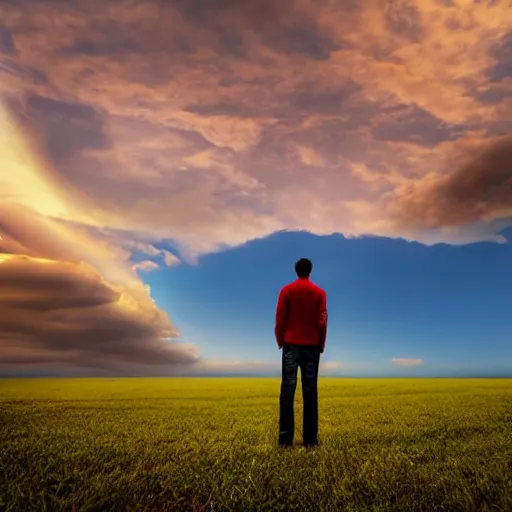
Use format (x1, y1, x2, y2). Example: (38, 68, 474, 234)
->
(318, 294, 327, 354)
(275, 289, 288, 350)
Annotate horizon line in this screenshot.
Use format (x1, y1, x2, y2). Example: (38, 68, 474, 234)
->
(2, 374, 512, 379)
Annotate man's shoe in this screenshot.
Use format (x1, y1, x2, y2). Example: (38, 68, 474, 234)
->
(279, 430, 293, 448)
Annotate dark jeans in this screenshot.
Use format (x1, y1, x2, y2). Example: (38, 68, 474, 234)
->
(279, 343, 321, 446)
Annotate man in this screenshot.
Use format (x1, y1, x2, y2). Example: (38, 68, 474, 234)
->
(275, 258, 327, 448)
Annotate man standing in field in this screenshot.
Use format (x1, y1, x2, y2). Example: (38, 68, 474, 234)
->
(275, 258, 327, 448)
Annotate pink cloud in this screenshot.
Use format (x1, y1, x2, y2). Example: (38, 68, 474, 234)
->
(391, 358, 423, 368)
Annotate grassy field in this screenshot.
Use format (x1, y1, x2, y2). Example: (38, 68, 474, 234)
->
(1, 378, 512, 512)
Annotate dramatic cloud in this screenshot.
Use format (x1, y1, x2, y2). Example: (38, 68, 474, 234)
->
(391, 137, 512, 229)
(391, 358, 423, 368)
(0, 106, 199, 372)
(0, 254, 119, 310)
(0, 203, 201, 369)
(0, 0, 510, 254)
(0, 0, 511, 374)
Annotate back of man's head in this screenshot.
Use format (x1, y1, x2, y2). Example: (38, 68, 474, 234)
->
(295, 258, 313, 278)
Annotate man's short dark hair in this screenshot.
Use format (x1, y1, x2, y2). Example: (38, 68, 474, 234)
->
(295, 258, 313, 278)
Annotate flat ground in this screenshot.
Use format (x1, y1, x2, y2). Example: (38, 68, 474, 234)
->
(1, 378, 511, 511)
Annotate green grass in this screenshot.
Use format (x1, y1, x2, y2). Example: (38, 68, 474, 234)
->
(1, 378, 512, 511)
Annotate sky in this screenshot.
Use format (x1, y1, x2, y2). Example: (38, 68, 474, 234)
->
(0, 0, 511, 377)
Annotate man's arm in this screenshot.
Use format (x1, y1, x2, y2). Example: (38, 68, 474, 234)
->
(274, 288, 288, 349)
(319, 292, 328, 353)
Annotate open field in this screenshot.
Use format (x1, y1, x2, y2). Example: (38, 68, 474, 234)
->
(1, 378, 512, 511)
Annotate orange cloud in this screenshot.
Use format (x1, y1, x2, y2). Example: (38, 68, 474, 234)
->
(1, 0, 510, 255)
(0, 201, 200, 369)
(0, 102, 199, 371)
(391, 137, 512, 229)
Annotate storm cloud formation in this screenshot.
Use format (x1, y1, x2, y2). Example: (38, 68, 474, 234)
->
(0, 111, 200, 373)
(0, 203, 200, 370)
(393, 138, 512, 229)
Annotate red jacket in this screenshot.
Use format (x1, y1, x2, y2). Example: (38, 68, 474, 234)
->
(275, 277, 328, 351)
